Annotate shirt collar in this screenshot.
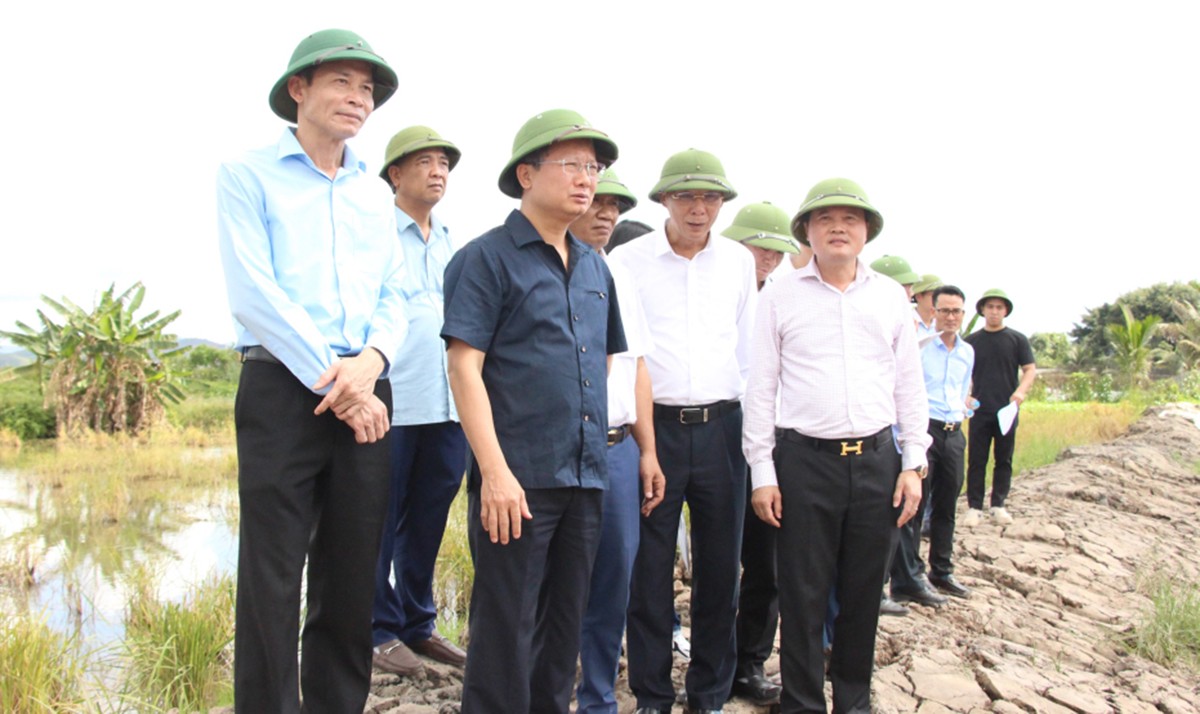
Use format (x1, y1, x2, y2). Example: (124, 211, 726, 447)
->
(797, 256, 873, 287)
(505, 209, 546, 248)
(276, 128, 366, 173)
(394, 206, 449, 242)
(504, 209, 588, 255)
(651, 225, 715, 258)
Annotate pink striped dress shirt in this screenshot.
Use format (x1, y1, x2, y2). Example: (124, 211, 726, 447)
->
(742, 258, 931, 490)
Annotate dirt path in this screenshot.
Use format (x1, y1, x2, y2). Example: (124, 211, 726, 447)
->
(364, 404, 1200, 713)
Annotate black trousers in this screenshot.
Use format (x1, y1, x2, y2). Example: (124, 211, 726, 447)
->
(735, 471, 778, 679)
(627, 404, 746, 711)
(927, 425, 966, 577)
(966, 410, 1017, 509)
(775, 430, 899, 714)
(891, 423, 967, 589)
(233, 361, 393, 714)
(460, 485, 603, 714)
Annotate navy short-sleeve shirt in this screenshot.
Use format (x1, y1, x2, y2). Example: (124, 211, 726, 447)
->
(442, 209, 627, 491)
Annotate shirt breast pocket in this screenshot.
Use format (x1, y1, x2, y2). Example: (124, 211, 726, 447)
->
(569, 284, 609, 330)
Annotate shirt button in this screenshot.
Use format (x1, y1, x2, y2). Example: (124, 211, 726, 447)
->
(580, 346, 588, 353)
(584, 379, 591, 387)
(583, 414, 590, 422)
(573, 314, 580, 321)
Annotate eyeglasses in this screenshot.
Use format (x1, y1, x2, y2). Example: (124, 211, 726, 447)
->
(533, 159, 606, 177)
(667, 191, 725, 206)
(935, 308, 965, 317)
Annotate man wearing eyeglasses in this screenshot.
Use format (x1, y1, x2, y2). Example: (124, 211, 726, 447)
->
(216, 30, 405, 713)
(743, 179, 928, 714)
(892, 285, 975, 604)
(442, 109, 626, 713)
(370, 126, 468, 677)
(609, 149, 757, 714)
(569, 169, 668, 713)
(721, 201, 799, 706)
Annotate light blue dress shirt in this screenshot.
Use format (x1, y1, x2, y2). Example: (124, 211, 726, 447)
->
(389, 208, 458, 426)
(922, 334, 975, 422)
(217, 129, 408, 394)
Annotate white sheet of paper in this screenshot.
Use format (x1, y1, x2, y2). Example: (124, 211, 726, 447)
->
(997, 402, 1019, 436)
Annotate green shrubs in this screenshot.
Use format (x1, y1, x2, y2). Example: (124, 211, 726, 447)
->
(1125, 574, 1200, 671)
(0, 401, 55, 440)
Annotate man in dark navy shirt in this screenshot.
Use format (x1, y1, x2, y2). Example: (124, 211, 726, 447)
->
(442, 109, 626, 714)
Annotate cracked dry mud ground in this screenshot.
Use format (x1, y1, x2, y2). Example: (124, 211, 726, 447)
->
(359, 404, 1200, 713)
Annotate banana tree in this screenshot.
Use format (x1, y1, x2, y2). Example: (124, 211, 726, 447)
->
(1, 283, 188, 436)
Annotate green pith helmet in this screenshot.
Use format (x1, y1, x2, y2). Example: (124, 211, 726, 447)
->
(379, 126, 461, 183)
(870, 255, 920, 285)
(790, 177, 884, 245)
(913, 274, 944, 295)
(720, 201, 800, 254)
(649, 149, 737, 203)
(269, 29, 398, 123)
(976, 288, 1014, 316)
(595, 169, 638, 213)
(498, 109, 619, 199)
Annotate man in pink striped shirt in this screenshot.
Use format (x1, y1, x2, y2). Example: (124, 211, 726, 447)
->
(742, 178, 930, 714)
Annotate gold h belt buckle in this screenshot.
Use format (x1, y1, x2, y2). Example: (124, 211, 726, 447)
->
(840, 440, 864, 456)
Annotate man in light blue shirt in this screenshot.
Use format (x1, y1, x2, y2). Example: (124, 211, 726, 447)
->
(370, 126, 469, 676)
(918, 285, 975, 599)
(215, 29, 405, 714)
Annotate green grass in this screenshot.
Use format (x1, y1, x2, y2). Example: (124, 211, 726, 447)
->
(121, 569, 235, 712)
(1124, 573, 1200, 671)
(434, 484, 472, 642)
(966, 401, 1142, 482)
(0, 613, 89, 713)
(0, 430, 237, 529)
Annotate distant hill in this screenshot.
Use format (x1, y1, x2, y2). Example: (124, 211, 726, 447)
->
(0, 348, 32, 368)
(178, 338, 234, 350)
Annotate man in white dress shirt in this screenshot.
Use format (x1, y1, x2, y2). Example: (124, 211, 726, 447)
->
(572, 169, 667, 713)
(610, 149, 756, 714)
(743, 178, 929, 714)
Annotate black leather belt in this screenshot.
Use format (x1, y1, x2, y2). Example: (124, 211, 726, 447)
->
(241, 345, 281, 364)
(780, 426, 892, 456)
(241, 346, 359, 364)
(930, 418, 961, 432)
(607, 424, 631, 447)
(653, 399, 740, 425)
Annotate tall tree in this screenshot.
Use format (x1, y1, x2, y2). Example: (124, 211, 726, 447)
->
(1071, 281, 1200, 369)
(1159, 299, 1200, 372)
(1, 283, 187, 436)
(1106, 304, 1161, 388)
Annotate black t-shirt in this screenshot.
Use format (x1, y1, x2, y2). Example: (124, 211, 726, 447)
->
(965, 327, 1035, 413)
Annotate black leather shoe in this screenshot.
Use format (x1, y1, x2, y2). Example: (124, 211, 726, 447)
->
(634, 708, 670, 714)
(879, 595, 910, 617)
(929, 573, 972, 599)
(891, 585, 948, 608)
(731, 673, 782, 705)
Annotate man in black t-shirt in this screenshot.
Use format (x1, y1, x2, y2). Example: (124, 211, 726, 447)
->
(963, 289, 1037, 526)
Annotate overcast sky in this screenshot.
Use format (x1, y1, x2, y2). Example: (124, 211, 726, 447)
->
(3, 1, 1197, 345)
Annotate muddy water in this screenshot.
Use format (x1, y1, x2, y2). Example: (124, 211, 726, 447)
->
(0, 467, 238, 649)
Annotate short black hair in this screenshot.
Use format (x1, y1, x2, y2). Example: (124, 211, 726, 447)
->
(609, 220, 653, 251)
(933, 284, 965, 305)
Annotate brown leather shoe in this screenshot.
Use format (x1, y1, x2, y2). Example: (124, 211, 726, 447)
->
(372, 638, 424, 676)
(410, 631, 467, 667)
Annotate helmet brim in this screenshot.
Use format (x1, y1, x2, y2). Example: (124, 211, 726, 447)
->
(498, 127, 618, 199)
(269, 47, 398, 123)
(791, 194, 884, 246)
